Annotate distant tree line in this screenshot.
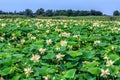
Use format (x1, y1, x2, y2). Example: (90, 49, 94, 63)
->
(0, 8, 119, 17)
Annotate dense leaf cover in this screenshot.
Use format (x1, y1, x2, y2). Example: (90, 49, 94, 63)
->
(0, 19, 120, 80)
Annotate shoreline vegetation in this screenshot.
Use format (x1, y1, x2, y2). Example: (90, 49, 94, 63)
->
(0, 15, 120, 21)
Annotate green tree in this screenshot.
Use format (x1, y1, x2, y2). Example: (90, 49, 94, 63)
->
(45, 9, 53, 17)
(66, 9, 73, 16)
(72, 10, 80, 16)
(90, 10, 103, 16)
(79, 11, 90, 16)
(0, 10, 3, 14)
(54, 10, 66, 16)
(24, 9, 33, 17)
(35, 8, 44, 16)
(113, 10, 119, 16)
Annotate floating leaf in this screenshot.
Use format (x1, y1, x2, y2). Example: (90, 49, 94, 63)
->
(64, 69, 76, 78)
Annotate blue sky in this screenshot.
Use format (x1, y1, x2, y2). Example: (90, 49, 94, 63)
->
(0, 0, 120, 15)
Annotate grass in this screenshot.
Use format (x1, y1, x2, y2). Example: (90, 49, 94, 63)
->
(0, 14, 120, 21)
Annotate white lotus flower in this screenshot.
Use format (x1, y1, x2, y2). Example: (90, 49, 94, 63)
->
(39, 48, 46, 54)
(46, 39, 52, 45)
(94, 40, 101, 44)
(60, 40, 67, 47)
(46, 30, 50, 33)
(0, 37, 4, 41)
(43, 75, 50, 80)
(24, 67, 33, 77)
(56, 53, 65, 60)
(31, 36, 36, 40)
(0, 77, 4, 80)
(106, 60, 114, 66)
(1, 23, 6, 27)
(111, 46, 115, 50)
(30, 54, 40, 62)
(59, 32, 70, 38)
(100, 69, 110, 77)
(55, 27, 62, 32)
(103, 53, 108, 60)
(27, 33, 32, 38)
(73, 34, 80, 38)
(93, 22, 99, 27)
(20, 39, 25, 44)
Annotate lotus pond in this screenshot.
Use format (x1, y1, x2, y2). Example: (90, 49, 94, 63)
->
(0, 19, 120, 80)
